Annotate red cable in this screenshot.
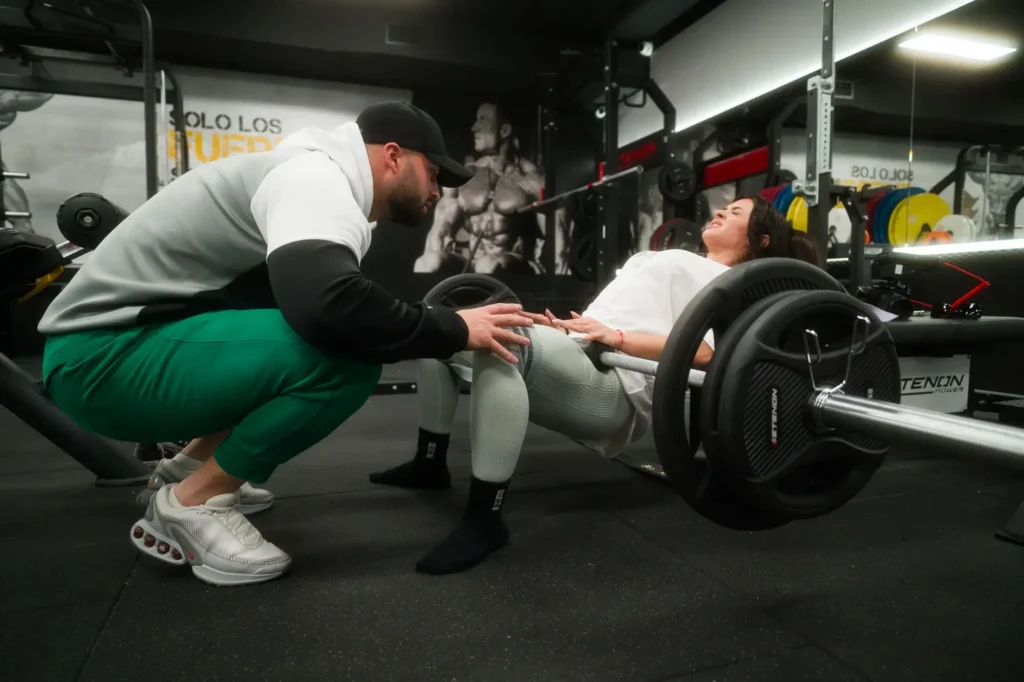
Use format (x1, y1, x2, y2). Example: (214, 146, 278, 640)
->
(941, 261, 990, 309)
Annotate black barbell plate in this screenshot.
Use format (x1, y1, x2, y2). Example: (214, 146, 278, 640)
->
(714, 290, 901, 520)
(423, 273, 520, 309)
(658, 160, 697, 203)
(55, 192, 128, 251)
(691, 291, 803, 530)
(650, 219, 703, 253)
(652, 257, 845, 531)
(697, 290, 803, 508)
(568, 232, 596, 282)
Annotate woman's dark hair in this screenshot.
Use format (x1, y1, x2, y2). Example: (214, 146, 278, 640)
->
(743, 194, 823, 267)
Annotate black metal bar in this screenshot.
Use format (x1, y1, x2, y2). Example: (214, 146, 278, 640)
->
(951, 146, 978, 215)
(766, 97, 805, 186)
(644, 77, 676, 139)
(11, 45, 121, 67)
(0, 136, 5, 222)
(840, 186, 868, 291)
(541, 103, 557, 275)
(1006, 185, 1024, 230)
(0, 73, 177, 103)
(157, 63, 190, 175)
(599, 38, 621, 287)
(131, 0, 157, 198)
(0, 351, 151, 483)
(929, 167, 957, 195)
(374, 380, 418, 396)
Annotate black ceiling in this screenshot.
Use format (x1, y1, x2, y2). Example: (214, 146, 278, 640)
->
(0, 0, 727, 97)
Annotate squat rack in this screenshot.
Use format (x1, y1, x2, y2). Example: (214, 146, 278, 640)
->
(595, 38, 677, 287)
(0, 0, 189, 200)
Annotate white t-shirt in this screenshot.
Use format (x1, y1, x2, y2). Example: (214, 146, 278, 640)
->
(578, 249, 730, 457)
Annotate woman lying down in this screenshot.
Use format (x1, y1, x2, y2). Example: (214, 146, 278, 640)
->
(369, 195, 824, 574)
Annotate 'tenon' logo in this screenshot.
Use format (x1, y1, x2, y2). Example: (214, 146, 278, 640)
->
(769, 387, 779, 447)
(901, 374, 965, 396)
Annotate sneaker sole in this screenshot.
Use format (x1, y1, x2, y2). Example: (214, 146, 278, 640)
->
(192, 562, 290, 587)
(129, 518, 188, 566)
(130, 518, 290, 586)
(135, 488, 274, 516)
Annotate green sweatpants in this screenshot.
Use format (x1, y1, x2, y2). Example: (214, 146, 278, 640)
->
(41, 309, 382, 483)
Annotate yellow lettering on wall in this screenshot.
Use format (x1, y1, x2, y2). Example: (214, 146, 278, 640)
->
(191, 131, 221, 163)
(165, 127, 283, 165)
(225, 134, 250, 156)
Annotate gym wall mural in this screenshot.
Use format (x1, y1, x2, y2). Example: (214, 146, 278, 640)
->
(399, 91, 559, 277)
(0, 67, 411, 245)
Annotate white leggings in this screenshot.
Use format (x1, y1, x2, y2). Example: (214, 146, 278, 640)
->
(417, 325, 636, 482)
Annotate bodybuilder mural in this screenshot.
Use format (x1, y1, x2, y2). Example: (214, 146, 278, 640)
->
(415, 102, 569, 275)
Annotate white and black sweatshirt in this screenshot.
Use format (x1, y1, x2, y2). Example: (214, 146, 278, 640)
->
(37, 122, 469, 364)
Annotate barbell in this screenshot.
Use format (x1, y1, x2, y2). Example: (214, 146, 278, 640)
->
(425, 259, 1024, 531)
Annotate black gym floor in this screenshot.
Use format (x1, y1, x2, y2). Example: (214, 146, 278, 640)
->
(4, 360, 1024, 682)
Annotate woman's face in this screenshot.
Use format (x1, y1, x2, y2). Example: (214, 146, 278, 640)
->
(701, 198, 753, 256)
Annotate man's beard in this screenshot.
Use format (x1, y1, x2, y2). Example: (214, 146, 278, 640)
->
(388, 188, 427, 227)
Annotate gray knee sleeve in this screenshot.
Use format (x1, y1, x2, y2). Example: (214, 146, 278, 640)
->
(470, 350, 530, 483)
(417, 358, 461, 434)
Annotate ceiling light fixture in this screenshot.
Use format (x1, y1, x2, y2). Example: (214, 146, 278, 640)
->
(898, 33, 1017, 62)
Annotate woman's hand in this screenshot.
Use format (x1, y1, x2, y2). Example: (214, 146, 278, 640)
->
(519, 310, 557, 327)
(552, 311, 620, 348)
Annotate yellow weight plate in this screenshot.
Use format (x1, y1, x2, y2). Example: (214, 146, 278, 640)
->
(787, 195, 809, 232)
(888, 192, 951, 245)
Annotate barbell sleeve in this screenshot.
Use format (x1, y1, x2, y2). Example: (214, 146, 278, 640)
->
(598, 352, 706, 388)
(5, 211, 31, 219)
(813, 391, 1024, 471)
(3, 171, 30, 179)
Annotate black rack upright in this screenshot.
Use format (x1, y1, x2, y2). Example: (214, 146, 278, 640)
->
(598, 38, 676, 288)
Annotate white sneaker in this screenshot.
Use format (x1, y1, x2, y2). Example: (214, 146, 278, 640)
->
(135, 453, 274, 515)
(130, 485, 292, 586)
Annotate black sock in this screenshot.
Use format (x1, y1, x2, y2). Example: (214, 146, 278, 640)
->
(415, 477, 510, 575)
(416, 428, 449, 467)
(368, 428, 451, 489)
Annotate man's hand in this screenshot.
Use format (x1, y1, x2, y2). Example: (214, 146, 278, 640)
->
(456, 303, 533, 364)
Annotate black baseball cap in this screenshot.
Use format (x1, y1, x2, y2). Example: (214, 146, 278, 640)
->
(356, 102, 474, 188)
